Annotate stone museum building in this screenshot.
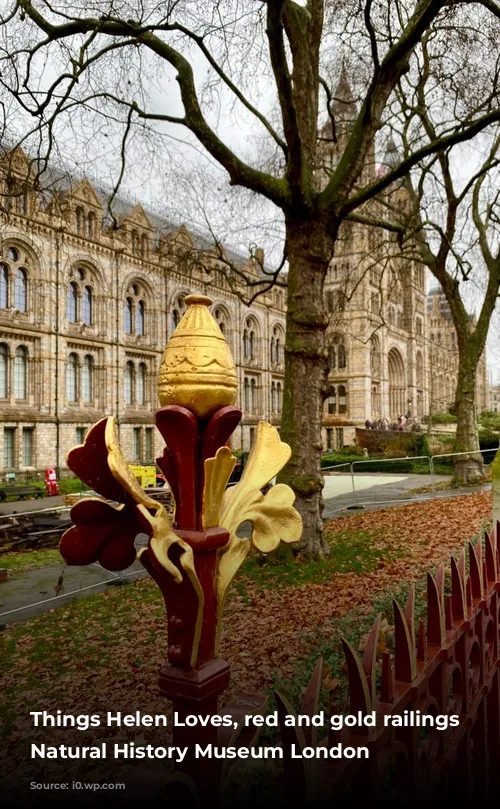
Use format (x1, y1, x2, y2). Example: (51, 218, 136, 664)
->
(0, 74, 489, 473)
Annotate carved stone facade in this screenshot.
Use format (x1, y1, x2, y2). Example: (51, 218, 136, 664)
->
(0, 148, 286, 472)
(0, 134, 489, 473)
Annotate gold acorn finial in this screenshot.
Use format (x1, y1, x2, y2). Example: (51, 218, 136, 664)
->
(158, 294, 238, 419)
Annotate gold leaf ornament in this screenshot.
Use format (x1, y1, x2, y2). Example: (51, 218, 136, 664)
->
(215, 422, 302, 651)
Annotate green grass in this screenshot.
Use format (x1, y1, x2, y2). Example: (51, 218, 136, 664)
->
(0, 548, 64, 573)
(236, 528, 398, 591)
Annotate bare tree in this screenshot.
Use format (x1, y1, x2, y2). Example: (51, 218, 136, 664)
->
(2, 1, 500, 556)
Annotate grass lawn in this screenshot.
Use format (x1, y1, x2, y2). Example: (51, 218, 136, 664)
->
(0, 549, 63, 573)
(0, 489, 493, 778)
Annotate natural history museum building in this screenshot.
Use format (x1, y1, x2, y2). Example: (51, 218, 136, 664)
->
(0, 133, 487, 474)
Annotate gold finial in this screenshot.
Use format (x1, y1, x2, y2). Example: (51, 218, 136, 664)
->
(158, 293, 238, 419)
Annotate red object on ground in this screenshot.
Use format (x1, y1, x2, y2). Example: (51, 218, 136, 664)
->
(45, 467, 60, 496)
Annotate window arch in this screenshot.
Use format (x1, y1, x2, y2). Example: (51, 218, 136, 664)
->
(0, 343, 7, 398)
(124, 298, 133, 334)
(244, 376, 249, 410)
(76, 206, 84, 236)
(0, 264, 8, 309)
(416, 352, 423, 387)
(276, 382, 282, 412)
(81, 355, 93, 403)
(338, 385, 347, 414)
(66, 353, 78, 402)
(170, 295, 186, 334)
(13, 346, 27, 399)
(14, 268, 27, 312)
(338, 344, 346, 369)
(328, 345, 336, 370)
(388, 347, 406, 418)
(137, 362, 147, 405)
(371, 335, 380, 377)
(250, 378, 256, 410)
(124, 361, 134, 405)
(67, 282, 78, 322)
(82, 286, 92, 325)
(248, 330, 255, 359)
(329, 334, 346, 371)
(87, 211, 96, 239)
(243, 329, 248, 359)
(214, 306, 230, 340)
(136, 300, 145, 336)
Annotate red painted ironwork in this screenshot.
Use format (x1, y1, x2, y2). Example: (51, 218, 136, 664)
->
(276, 522, 500, 803)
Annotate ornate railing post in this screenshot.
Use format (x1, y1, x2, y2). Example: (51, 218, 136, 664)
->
(59, 294, 302, 801)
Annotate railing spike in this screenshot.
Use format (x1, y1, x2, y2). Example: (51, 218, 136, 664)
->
(394, 600, 416, 682)
(451, 555, 466, 620)
(417, 618, 426, 660)
(469, 541, 483, 600)
(380, 651, 394, 704)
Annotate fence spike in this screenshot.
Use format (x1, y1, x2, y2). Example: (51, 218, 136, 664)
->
(341, 637, 372, 714)
(427, 572, 445, 646)
(275, 691, 310, 802)
(300, 658, 323, 748)
(469, 541, 483, 600)
(394, 600, 416, 682)
(451, 555, 466, 620)
(404, 585, 415, 650)
(445, 595, 453, 631)
(380, 651, 394, 703)
(466, 575, 473, 612)
(362, 614, 381, 708)
(458, 547, 466, 585)
(485, 529, 498, 583)
(417, 617, 426, 660)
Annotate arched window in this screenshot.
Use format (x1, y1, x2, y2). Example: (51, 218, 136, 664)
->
(271, 381, 276, 412)
(81, 355, 93, 403)
(13, 346, 27, 399)
(171, 295, 186, 333)
(249, 331, 255, 359)
(275, 338, 280, 364)
(338, 385, 347, 414)
(270, 338, 275, 364)
(131, 230, 139, 255)
(416, 352, 423, 387)
(124, 298, 133, 334)
(244, 377, 249, 409)
(277, 382, 282, 412)
(327, 390, 336, 415)
(66, 353, 78, 402)
(328, 345, 336, 370)
(371, 335, 380, 377)
(0, 344, 7, 398)
(0, 264, 8, 309)
(243, 329, 248, 359)
(172, 309, 180, 331)
(67, 282, 78, 322)
(250, 378, 256, 410)
(136, 301, 145, 336)
(137, 363, 147, 405)
(14, 268, 27, 312)
(76, 207, 84, 235)
(82, 286, 92, 325)
(140, 234, 148, 259)
(87, 211, 96, 239)
(124, 361, 134, 405)
(338, 344, 347, 369)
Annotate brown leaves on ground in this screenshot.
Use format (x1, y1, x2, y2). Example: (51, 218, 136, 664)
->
(0, 491, 492, 781)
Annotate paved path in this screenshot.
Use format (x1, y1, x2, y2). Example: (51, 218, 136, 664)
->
(0, 476, 492, 626)
(0, 494, 66, 515)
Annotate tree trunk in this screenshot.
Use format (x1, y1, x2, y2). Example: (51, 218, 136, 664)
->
(278, 216, 333, 559)
(454, 342, 483, 483)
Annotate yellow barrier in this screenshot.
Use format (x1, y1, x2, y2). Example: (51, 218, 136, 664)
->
(128, 464, 157, 488)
